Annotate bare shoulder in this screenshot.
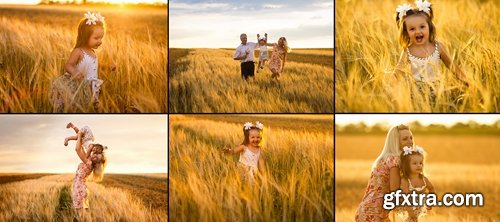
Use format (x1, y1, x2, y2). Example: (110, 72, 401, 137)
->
(233, 144, 245, 153)
(436, 41, 449, 54)
(68, 48, 83, 61)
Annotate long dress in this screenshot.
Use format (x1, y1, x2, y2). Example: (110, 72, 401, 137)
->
(72, 159, 93, 209)
(268, 43, 286, 77)
(50, 49, 103, 112)
(355, 155, 400, 222)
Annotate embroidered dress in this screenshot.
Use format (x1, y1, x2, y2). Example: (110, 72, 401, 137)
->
(72, 159, 93, 209)
(50, 49, 103, 112)
(268, 43, 286, 75)
(407, 43, 441, 107)
(397, 177, 428, 222)
(80, 126, 95, 152)
(238, 146, 260, 182)
(355, 155, 399, 222)
(259, 45, 268, 61)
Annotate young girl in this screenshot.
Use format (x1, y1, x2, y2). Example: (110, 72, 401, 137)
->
(394, 0, 468, 106)
(50, 12, 107, 112)
(64, 122, 94, 153)
(355, 124, 414, 222)
(72, 130, 107, 220)
(223, 121, 266, 182)
(267, 36, 290, 80)
(397, 145, 435, 222)
(256, 33, 268, 73)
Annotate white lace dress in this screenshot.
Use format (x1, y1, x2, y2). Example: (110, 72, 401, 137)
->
(397, 178, 428, 222)
(407, 43, 440, 83)
(50, 49, 103, 111)
(80, 126, 95, 152)
(238, 146, 260, 182)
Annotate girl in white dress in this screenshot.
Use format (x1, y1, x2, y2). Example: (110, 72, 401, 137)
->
(223, 121, 267, 182)
(256, 33, 268, 73)
(397, 145, 435, 222)
(50, 12, 108, 112)
(393, 1, 468, 106)
(64, 122, 95, 153)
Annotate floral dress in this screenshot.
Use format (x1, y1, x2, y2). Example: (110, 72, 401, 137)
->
(268, 43, 286, 75)
(72, 159, 93, 209)
(355, 155, 400, 222)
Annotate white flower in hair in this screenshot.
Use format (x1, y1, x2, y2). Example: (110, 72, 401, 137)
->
(415, 0, 431, 14)
(396, 3, 412, 19)
(255, 121, 264, 129)
(243, 122, 253, 130)
(85, 12, 104, 25)
(403, 146, 413, 155)
(95, 12, 105, 23)
(414, 145, 425, 154)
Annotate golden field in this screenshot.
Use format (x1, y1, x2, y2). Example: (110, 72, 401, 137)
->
(336, 135, 500, 221)
(169, 115, 333, 221)
(169, 48, 334, 113)
(335, 0, 499, 112)
(0, 173, 167, 221)
(0, 5, 167, 113)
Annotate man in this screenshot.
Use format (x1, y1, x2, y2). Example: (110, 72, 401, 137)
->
(233, 33, 258, 80)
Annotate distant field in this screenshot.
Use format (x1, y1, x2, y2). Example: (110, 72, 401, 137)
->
(169, 48, 334, 113)
(0, 173, 167, 221)
(336, 135, 500, 221)
(0, 5, 167, 112)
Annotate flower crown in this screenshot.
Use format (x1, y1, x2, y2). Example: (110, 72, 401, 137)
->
(402, 145, 425, 156)
(84, 12, 105, 26)
(396, 0, 431, 19)
(243, 121, 264, 130)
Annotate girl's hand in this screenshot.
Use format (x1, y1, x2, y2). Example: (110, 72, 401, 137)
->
(74, 71, 84, 81)
(222, 147, 232, 154)
(111, 63, 117, 72)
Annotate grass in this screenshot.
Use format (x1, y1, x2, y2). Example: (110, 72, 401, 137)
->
(335, 0, 499, 112)
(169, 48, 334, 113)
(0, 5, 167, 113)
(335, 134, 500, 221)
(0, 173, 167, 221)
(169, 115, 333, 221)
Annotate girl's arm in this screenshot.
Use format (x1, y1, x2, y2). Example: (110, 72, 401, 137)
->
(258, 152, 266, 173)
(400, 178, 410, 193)
(65, 49, 84, 80)
(438, 42, 468, 86)
(75, 132, 88, 163)
(223, 144, 244, 154)
(389, 166, 401, 191)
(281, 51, 287, 73)
(424, 176, 435, 193)
(393, 50, 408, 81)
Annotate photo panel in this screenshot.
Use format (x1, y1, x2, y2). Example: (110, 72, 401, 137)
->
(169, 114, 334, 221)
(0, 1, 168, 113)
(168, 0, 334, 113)
(0, 115, 168, 221)
(335, 114, 500, 221)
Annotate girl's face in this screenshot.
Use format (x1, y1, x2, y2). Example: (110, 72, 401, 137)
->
(259, 40, 265, 46)
(405, 15, 429, 45)
(278, 37, 285, 46)
(409, 155, 424, 174)
(88, 26, 104, 49)
(399, 129, 414, 149)
(248, 129, 262, 148)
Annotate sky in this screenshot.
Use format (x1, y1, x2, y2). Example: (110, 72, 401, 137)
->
(0, 115, 167, 173)
(169, 0, 334, 48)
(335, 114, 500, 127)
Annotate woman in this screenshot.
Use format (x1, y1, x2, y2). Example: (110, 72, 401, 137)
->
(267, 37, 290, 80)
(72, 130, 107, 220)
(355, 124, 414, 222)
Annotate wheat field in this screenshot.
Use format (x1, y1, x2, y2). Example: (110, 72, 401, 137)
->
(169, 115, 334, 221)
(336, 134, 500, 222)
(0, 174, 167, 221)
(0, 5, 167, 113)
(335, 0, 499, 112)
(169, 48, 334, 113)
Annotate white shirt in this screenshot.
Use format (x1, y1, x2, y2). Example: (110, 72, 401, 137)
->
(234, 42, 258, 63)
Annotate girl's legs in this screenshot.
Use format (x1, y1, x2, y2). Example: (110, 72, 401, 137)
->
(257, 61, 262, 73)
(67, 122, 80, 133)
(270, 68, 279, 80)
(64, 135, 78, 146)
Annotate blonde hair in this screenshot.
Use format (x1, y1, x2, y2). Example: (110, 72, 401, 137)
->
(279, 37, 292, 53)
(371, 124, 412, 170)
(90, 144, 107, 182)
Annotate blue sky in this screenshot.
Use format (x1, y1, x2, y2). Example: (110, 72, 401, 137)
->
(169, 0, 334, 48)
(0, 115, 167, 173)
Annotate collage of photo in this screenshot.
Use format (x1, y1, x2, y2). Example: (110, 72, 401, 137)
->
(0, 0, 498, 222)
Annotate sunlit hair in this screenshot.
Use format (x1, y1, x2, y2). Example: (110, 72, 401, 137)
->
(74, 18, 105, 49)
(400, 150, 426, 179)
(241, 126, 265, 147)
(278, 37, 292, 53)
(395, 7, 436, 49)
(90, 143, 107, 182)
(371, 124, 413, 170)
